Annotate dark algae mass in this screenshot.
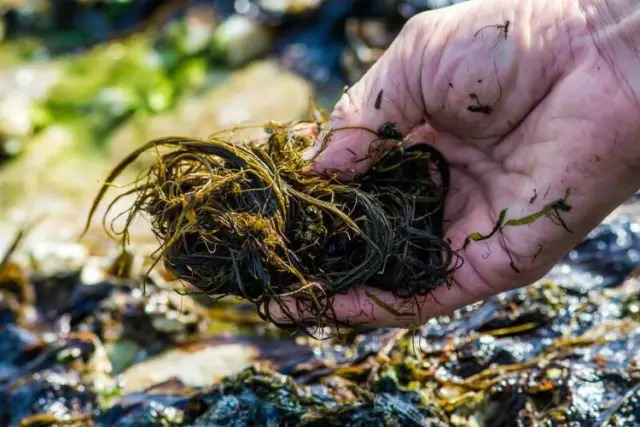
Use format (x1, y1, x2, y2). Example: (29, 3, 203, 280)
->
(84, 120, 459, 327)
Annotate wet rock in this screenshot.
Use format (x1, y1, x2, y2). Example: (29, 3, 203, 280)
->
(555, 216, 640, 290)
(121, 342, 257, 393)
(99, 389, 198, 426)
(0, 325, 38, 381)
(275, 0, 356, 87)
(68, 282, 210, 368)
(340, 0, 471, 83)
(0, 331, 112, 426)
(193, 365, 448, 426)
(447, 336, 518, 378)
(0, 370, 97, 427)
(213, 15, 273, 67)
(29, 242, 88, 278)
(486, 360, 632, 425)
(342, 18, 395, 84)
(47, 280, 116, 326)
(121, 336, 313, 393)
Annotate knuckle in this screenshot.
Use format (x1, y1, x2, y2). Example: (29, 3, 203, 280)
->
(402, 14, 427, 36)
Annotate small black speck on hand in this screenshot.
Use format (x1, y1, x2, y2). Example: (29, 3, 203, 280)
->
(467, 105, 493, 115)
(377, 121, 403, 140)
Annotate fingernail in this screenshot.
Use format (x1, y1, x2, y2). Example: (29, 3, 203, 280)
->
(302, 143, 322, 161)
(301, 142, 322, 175)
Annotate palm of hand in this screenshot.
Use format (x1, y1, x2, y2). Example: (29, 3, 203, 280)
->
(276, 0, 640, 327)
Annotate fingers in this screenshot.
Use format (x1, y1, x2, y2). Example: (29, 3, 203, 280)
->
(306, 15, 434, 177)
(267, 258, 495, 328)
(267, 284, 465, 328)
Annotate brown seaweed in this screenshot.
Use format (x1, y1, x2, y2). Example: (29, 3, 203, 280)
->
(83, 120, 459, 326)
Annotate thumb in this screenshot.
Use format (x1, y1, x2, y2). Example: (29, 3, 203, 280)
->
(307, 14, 435, 176)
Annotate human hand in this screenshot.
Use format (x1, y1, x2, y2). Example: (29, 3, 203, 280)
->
(274, 0, 640, 327)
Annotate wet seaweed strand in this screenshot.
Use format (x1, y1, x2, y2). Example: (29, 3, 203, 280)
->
(83, 120, 460, 326)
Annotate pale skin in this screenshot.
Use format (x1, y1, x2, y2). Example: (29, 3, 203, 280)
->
(271, 0, 640, 327)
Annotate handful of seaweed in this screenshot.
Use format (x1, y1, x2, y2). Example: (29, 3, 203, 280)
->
(84, 121, 459, 325)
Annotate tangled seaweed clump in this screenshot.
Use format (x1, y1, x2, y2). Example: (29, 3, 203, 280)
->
(85, 118, 460, 326)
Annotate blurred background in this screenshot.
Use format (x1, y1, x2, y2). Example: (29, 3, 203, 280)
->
(3, 2, 640, 425)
